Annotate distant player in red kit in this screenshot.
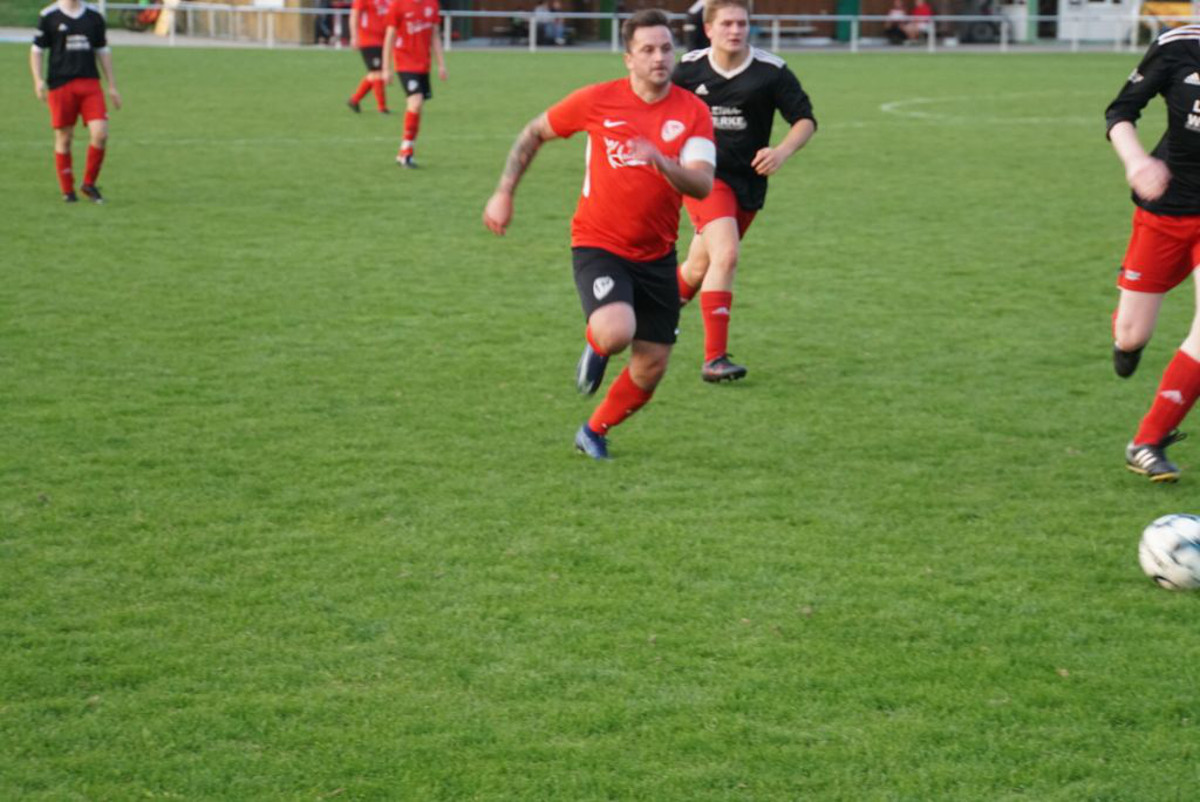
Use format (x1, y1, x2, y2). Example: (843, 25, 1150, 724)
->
(482, 9, 715, 460)
(29, 0, 121, 203)
(347, 0, 391, 113)
(673, 0, 816, 383)
(382, 0, 446, 168)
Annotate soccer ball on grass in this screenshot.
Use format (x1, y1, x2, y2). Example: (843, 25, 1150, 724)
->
(1139, 514, 1200, 591)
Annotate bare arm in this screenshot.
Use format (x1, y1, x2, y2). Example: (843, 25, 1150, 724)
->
(482, 113, 558, 236)
(382, 26, 395, 81)
(627, 138, 714, 199)
(752, 117, 815, 176)
(97, 49, 121, 109)
(1110, 120, 1170, 202)
(30, 47, 46, 101)
(432, 25, 446, 80)
(349, 8, 360, 48)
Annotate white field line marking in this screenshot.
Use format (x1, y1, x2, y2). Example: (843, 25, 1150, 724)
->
(879, 90, 1096, 125)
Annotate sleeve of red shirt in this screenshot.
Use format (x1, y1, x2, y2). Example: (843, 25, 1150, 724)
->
(433, 1, 442, 25)
(546, 85, 596, 139)
(385, 0, 402, 28)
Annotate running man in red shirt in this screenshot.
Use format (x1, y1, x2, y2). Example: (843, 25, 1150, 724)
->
(347, 0, 391, 113)
(382, 0, 446, 168)
(483, 9, 716, 460)
(29, 0, 121, 203)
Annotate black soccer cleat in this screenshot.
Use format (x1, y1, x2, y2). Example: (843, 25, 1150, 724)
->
(63, 191, 78, 203)
(1113, 343, 1144, 378)
(396, 154, 418, 169)
(347, 99, 361, 113)
(702, 354, 748, 383)
(574, 423, 611, 460)
(1126, 430, 1187, 482)
(575, 343, 609, 396)
(80, 184, 103, 204)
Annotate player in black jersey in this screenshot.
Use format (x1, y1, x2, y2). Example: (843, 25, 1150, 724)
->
(672, 0, 815, 383)
(29, 0, 121, 203)
(1105, 24, 1200, 481)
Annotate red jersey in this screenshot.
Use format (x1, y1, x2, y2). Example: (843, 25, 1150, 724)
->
(546, 79, 716, 262)
(352, 0, 389, 48)
(386, 0, 440, 74)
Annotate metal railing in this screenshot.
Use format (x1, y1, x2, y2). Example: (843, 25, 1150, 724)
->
(97, 3, 1170, 54)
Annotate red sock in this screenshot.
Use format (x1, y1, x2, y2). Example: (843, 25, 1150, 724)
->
(1135, 349, 1200, 445)
(55, 151, 73, 194)
(403, 110, 421, 146)
(678, 265, 698, 304)
(700, 290, 733, 362)
(371, 79, 387, 110)
(585, 325, 609, 357)
(588, 368, 653, 434)
(351, 77, 372, 103)
(83, 145, 105, 186)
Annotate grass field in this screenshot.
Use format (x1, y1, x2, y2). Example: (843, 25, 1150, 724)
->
(4, 43, 1200, 799)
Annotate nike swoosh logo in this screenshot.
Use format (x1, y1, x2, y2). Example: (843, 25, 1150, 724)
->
(602, 120, 628, 128)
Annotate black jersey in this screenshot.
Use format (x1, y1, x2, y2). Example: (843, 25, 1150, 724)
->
(673, 47, 815, 211)
(32, 2, 107, 90)
(1106, 25, 1200, 216)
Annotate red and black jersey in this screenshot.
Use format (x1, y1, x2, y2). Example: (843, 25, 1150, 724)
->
(673, 47, 815, 211)
(32, 2, 107, 90)
(1107, 25, 1200, 215)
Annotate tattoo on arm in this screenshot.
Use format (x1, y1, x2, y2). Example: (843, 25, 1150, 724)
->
(497, 119, 548, 194)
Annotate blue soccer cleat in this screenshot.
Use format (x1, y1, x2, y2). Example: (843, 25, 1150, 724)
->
(575, 343, 609, 395)
(574, 424, 611, 460)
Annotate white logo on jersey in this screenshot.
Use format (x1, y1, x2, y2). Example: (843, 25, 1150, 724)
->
(710, 105, 747, 131)
(695, 84, 709, 95)
(1162, 390, 1185, 405)
(425, 5, 433, 15)
(58, 23, 67, 31)
(408, 79, 419, 91)
(593, 276, 614, 300)
(661, 120, 685, 142)
(603, 137, 648, 168)
(602, 119, 628, 128)
(1128, 70, 1144, 84)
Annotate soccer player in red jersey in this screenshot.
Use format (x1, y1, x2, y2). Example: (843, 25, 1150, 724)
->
(382, 0, 446, 168)
(482, 9, 716, 460)
(347, 0, 391, 113)
(673, 0, 816, 383)
(29, 0, 121, 203)
(1107, 24, 1200, 481)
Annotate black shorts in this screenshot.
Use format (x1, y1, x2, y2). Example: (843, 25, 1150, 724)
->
(398, 72, 432, 99)
(572, 247, 679, 345)
(359, 46, 383, 70)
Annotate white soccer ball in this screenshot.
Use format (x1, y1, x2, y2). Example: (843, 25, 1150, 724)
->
(1139, 514, 1200, 590)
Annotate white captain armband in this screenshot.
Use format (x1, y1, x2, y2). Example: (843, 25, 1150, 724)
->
(680, 136, 716, 166)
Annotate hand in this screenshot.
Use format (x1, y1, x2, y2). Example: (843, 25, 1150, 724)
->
(108, 87, 122, 110)
(483, 191, 513, 236)
(751, 146, 784, 176)
(35, 80, 47, 102)
(1126, 156, 1171, 202)
(438, 64, 447, 81)
(382, 69, 393, 85)
(626, 137, 662, 169)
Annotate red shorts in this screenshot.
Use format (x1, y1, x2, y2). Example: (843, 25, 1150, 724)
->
(683, 178, 757, 237)
(1119, 206, 1200, 293)
(47, 78, 107, 130)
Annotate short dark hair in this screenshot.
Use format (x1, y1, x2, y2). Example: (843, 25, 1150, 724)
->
(622, 8, 671, 52)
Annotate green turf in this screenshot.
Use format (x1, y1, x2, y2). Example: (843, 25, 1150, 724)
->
(1, 0, 46, 27)
(5, 45, 1200, 800)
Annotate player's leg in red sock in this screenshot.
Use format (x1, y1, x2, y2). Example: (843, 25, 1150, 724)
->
(350, 77, 372, 104)
(700, 291, 733, 363)
(371, 78, 388, 111)
(588, 367, 654, 435)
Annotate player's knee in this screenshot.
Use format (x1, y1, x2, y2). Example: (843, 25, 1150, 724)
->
(1115, 317, 1152, 351)
(708, 249, 739, 277)
(592, 327, 633, 355)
